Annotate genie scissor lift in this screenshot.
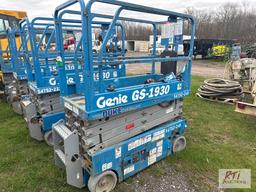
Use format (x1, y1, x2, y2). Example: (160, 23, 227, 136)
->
(0, 28, 30, 113)
(52, 1, 195, 192)
(0, 33, 16, 100)
(20, 17, 81, 145)
(20, 17, 126, 145)
(5, 28, 31, 114)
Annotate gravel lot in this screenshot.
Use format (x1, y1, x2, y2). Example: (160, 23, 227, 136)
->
(114, 161, 199, 192)
(126, 52, 225, 78)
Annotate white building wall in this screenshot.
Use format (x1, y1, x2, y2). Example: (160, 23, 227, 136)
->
(134, 41, 149, 52)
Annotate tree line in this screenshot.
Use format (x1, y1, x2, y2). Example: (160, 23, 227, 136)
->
(186, 2, 256, 44)
(121, 2, 256, 45)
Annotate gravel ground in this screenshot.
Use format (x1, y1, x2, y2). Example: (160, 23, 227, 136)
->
(114, 161, 200, 192)
(126, 52, 226, 78)
(191, 59, 225, 78)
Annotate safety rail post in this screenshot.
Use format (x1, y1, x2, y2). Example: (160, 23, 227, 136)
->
(19, 22, 34, 81)
(55, 15, 69, 96)
(26, 19, 44, 86)
(54, 0, 195, 119)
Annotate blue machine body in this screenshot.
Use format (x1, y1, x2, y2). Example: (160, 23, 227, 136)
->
(54, 0, 196, 121)
(0, 31, 14, 74)
(20, 16, 126, 133)
(6, 28, 29, 81)
(26, 17, 125, 93)
(42, 111, 65, 132)
(83, 118, 187, 185)
(52, 0, 195, 189)
(24, 17, 81, 92)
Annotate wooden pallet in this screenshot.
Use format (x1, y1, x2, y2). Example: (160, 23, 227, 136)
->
(196, 93, 238, 105)
(235, 101, 256, 117)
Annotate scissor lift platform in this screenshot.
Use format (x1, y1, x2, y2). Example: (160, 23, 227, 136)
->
(52, 0, 195, 191)
(62, 73, 189, 120)
(63, 98, 183, 154)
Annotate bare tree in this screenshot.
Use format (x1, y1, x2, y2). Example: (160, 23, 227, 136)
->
(185, 2, 256, 44)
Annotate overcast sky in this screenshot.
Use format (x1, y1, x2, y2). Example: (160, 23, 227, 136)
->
(0, 0, 255, 19)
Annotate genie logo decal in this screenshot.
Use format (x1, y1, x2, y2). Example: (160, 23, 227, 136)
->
(49, 78, 57, 86)
(49, 77, 76, 86)
(48, 72, 112, 86)
(96, 85, 171, 109)
(97, 94, 128, 109)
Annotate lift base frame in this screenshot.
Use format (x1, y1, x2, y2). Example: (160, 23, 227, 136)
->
(53, 118, 187, 189)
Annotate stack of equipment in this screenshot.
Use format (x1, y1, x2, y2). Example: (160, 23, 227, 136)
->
(51, 1, 195, 191)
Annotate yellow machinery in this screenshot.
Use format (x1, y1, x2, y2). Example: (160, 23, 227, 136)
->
(212, 45, 230, 58)
(0, 10, 27, 90)
(0, 10, 27, 58)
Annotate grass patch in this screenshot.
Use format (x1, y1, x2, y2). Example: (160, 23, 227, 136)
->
(168, 76, 256, 192)
(0, 100, 84, 192)
(0, 76, 255, 191)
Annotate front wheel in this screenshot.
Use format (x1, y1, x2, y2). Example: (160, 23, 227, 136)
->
(88, 170, 117, 192)
(44, 130, 53, 146)
(172, 136, 186, 153)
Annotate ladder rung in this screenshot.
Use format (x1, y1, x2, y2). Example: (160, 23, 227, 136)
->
(55, 149, 66, 165)
(53, 123, 72, 140)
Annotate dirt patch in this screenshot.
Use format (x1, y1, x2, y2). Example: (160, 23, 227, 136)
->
(126, 52, 225, 78)
(192, 60, 225, 78)
(114, 161, 199, 192)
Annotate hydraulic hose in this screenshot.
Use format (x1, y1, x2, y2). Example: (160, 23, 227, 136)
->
(197, 78, 243, 100)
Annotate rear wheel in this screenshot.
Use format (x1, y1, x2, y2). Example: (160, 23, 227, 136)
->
(88, 170, 117, 192)
(44, 130, 53, 146)
(159, 101, 174, 108)
(172, 136, 186, 153)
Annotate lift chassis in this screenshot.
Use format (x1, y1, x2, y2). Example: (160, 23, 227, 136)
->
(5, 28, 30, 114)
(53, 118, 187, 191)
(52, 0, 195, 191)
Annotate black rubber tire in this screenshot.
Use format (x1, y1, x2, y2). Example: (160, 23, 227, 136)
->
(159, 101, 174, 108)
(88, 170, 117, 192)
(172, 136, 187, 153)
(44, 130, 53, 146)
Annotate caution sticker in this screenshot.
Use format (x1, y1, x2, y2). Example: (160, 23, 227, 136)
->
(115, 147, 122, 159)
(124, 165, 135, 175)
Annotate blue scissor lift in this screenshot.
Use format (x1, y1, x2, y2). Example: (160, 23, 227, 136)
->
(0, 33, 16, 100)
(5, 28, 31, 114)
(52, 1, 195, 192)
(20, 17, 126, 145)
